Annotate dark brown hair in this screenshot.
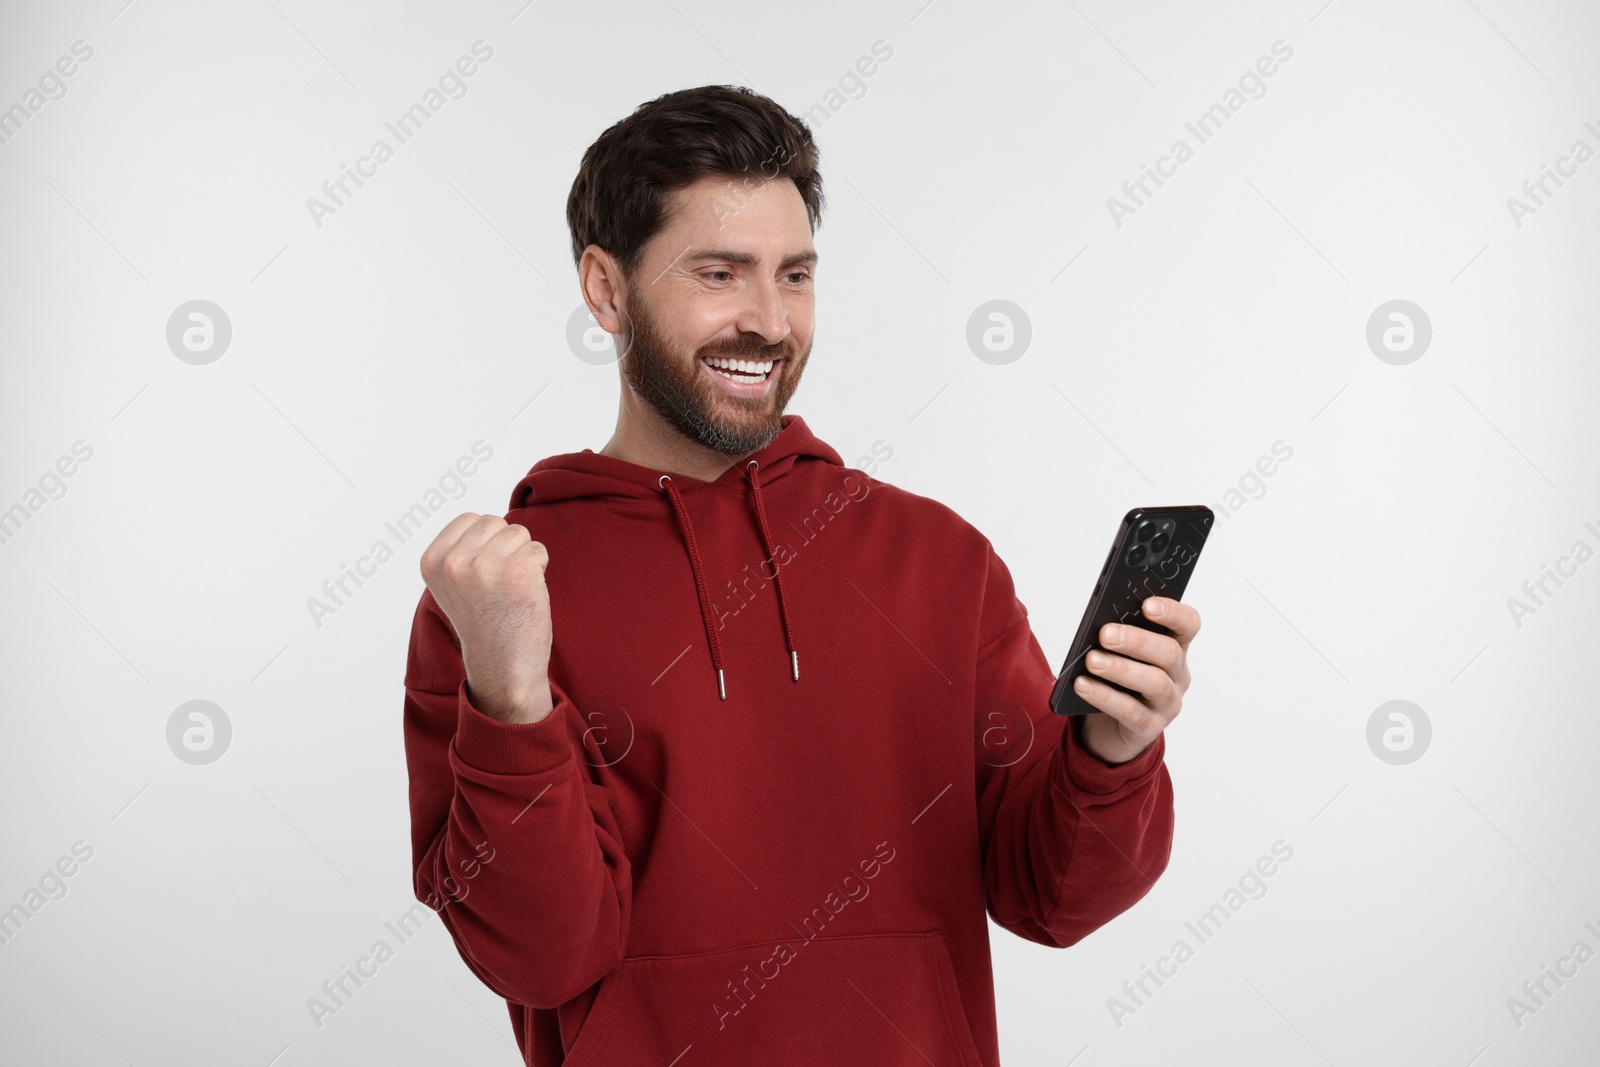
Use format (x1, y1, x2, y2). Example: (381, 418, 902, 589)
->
(566, 85, 826, 279)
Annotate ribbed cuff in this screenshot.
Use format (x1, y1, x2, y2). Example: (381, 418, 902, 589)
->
(1064, 723, 1166, 796)
(452, 677, 576, 777)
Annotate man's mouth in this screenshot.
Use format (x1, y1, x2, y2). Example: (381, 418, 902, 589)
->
(703, 355, 780, 388)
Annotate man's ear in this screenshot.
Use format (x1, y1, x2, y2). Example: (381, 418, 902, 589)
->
(578, 245, 628, 338)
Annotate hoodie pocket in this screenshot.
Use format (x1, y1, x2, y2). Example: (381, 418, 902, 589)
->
(561, 930, 984, 1066)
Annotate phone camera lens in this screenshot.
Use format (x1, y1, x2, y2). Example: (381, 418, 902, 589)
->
(1151, 531, 1170, 552)
(1135, 521, 1156, 543)
(1126, 544, 1146, 566)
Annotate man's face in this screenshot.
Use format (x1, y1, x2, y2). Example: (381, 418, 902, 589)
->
(613, 173, 816, 456)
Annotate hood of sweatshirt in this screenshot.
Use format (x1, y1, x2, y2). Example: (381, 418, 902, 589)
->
(505, 414, 844, 702)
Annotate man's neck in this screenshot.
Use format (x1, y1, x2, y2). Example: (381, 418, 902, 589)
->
(599, 406, 744, 484)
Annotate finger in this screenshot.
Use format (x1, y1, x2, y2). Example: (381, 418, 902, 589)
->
(515, 537, 551, 571)
(490, 529, 551, 579)
(450, 513, 510, 555)
(430, 512, 486, 551)
(421, 513, 486, 578)
(479, 522, 533, 558)
(1142, 597, 1200, 646)
(1099, 621, 1182, 674)
(1084, 649, 1177, 710)
(1071, 674, 1159, 735)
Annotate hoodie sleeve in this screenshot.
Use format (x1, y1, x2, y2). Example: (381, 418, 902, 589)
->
(402, 588, 631, 1009)
(973, 539, 1174, 949)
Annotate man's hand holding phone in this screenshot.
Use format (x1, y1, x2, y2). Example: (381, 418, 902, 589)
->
(1072, 595, 1202, 765)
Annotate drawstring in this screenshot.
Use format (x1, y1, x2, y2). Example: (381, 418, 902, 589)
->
(659, 474, 729, 700)
(658, 460, 800, 701)
(745, 460, 802, 686)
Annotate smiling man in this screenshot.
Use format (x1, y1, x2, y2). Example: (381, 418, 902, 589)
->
(402, 84, 1193, 1066)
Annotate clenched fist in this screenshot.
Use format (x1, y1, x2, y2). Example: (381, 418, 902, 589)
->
(420, 513, 556, 724)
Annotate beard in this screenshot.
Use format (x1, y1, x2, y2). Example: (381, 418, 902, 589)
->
(615, 291, 809, 456)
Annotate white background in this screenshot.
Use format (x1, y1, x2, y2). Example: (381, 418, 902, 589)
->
(1, 0, 1597, 1064)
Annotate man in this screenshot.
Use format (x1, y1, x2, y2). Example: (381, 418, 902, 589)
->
(402, 84, 1197, 1065)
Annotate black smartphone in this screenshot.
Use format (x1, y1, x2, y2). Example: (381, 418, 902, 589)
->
(1049, 506, 1214, 716)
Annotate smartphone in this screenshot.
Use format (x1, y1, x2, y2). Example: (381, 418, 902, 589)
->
(1049, 505, 1214, 716)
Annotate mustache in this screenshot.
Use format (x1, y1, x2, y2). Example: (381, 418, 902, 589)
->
(699, 336, 795, 361)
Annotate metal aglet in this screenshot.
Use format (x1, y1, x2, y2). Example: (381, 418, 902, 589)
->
(791, 650, 800, 682)
(717, 668, 726, 701)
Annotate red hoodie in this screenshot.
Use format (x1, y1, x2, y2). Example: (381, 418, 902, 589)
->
(402, 414, 1173, 1066)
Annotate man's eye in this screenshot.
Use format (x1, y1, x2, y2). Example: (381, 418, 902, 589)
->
(703, 271, 733, 282)
(786, 272, 811, 284)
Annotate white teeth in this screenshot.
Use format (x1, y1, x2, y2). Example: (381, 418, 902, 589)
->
(706, 356, 773, 374)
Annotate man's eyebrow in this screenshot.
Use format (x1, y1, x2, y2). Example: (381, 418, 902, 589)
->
(682, 249, 819, 269)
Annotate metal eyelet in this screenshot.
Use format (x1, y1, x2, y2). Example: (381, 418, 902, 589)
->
(658, 474, 671, 488)
(747, 459, 759, 471)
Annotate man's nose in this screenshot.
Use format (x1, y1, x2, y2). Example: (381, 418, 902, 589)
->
(736, 277, 790, 346)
